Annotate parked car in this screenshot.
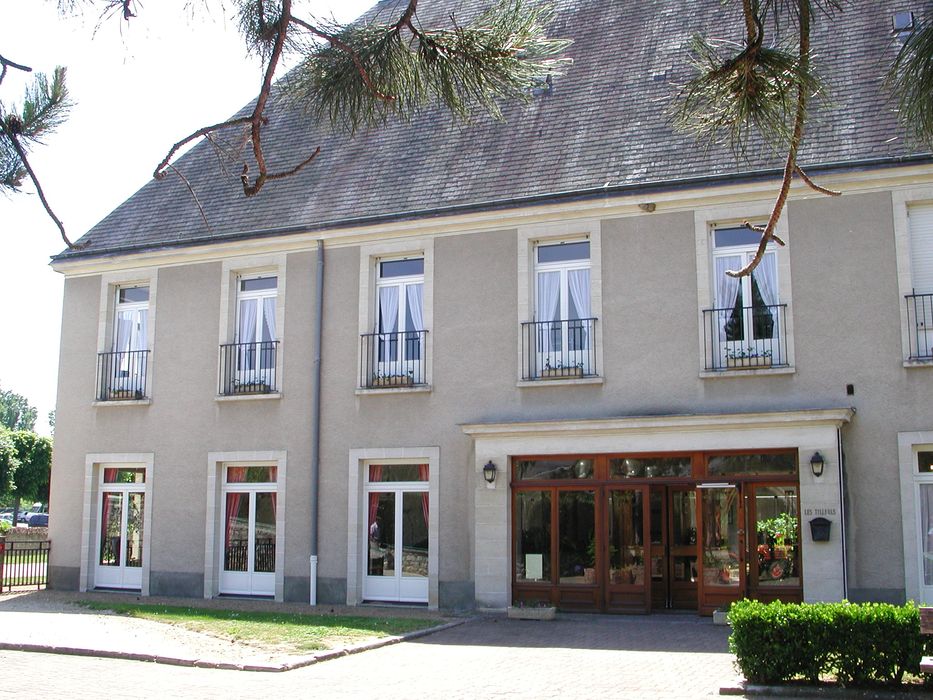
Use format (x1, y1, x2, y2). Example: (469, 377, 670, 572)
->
(26, 513, 48, 527)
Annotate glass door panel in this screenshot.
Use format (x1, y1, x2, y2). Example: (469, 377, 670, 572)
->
(223, 493, 250, 573)
(125, 492, 144, 568)
(367, 492, 395, 578)
(558, 491, 595, 584)
(220, 490, 276, 596)
(608, 489, 645, 585)
(254, 493, 276, 574)
(401, 492, 428, 578)
(920, 484, 933, 600)
(669, 488, 698, 609)
(515, 491, 551, 583)
(699, 485, 745, 612)
(99, 493, 123, 568)
(750, 485, 800, 593)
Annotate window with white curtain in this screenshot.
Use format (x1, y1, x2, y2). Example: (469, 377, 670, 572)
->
(711, 226, 779, 354)
(235, 275, 277, 381)
(534, 240, 590, 369)
(375, 258, 424, 370)
(112, 286, 149, 391)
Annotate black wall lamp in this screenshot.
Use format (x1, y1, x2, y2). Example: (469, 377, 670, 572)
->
(810, 451, 825, 478)
(483, 461, 498, 484)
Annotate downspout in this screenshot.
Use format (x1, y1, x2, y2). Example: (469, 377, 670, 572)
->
(837, 427, 848, 600)
(310, 239, 325, 605)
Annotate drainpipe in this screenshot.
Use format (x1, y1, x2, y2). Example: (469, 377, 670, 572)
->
(310, 240, 325, 605)
(837, 427, 848, 600)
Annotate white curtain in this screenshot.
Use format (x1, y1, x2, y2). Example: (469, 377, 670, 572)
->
(261, 297, 276, 342)
(752, 253, 778, 340)
(378, 286, 399, 334)
(115, 311, 134, 377)
(714, 255, 743, 339)
(537, 271, 561, 353)
(237, 298, 258, 372)
(567, 269, 590, 319)
(134, 309, 148, 352)
(406, 283, 423, 331)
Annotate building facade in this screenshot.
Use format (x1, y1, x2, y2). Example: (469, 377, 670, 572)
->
(47, 0, 933, 613)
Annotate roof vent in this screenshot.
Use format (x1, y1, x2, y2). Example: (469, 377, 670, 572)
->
(893, 10, 915, 40)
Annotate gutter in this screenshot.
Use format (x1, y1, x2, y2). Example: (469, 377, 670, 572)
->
(837, 426, 849, 600)
(51, 153, 933, 263)
(309, 239, 324, 605)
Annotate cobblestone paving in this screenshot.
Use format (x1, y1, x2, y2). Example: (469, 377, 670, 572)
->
(0, 613, 740, 699)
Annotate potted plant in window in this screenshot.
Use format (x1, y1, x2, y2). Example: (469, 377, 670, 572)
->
(725, 347, 773, 368)
(540, 359, 584, 379)
(372, 371, 414, 387)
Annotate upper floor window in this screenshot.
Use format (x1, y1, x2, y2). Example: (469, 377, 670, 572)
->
(707, 226, 786, 369)
(219, 274, 279, 395)
(527, 240, 595, 378)
(366, 257, 425, 387)
(906, 204, 933, 359)
(97, 285, 150, 401)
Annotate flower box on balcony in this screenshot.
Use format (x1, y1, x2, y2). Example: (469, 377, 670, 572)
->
(234, 382, 273, 394)
(108, 389, 143, 400)
(372, 375, 413, 388)
(540, 367, 583, 379)
(726, 356, 772, 369)
(507, 605, 556, 621)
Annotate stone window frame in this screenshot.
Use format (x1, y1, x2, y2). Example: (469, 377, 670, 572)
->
(694, 202, 796, 377)
(79, 452, 154, 594)
(516, 219, 603, 386)
(217, 254, 287, 399)
(356, 238, 434, 394)
(346, 446, 440, 608)
(204, 450, 288, 602)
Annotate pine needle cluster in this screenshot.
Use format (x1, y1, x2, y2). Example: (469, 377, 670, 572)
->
(672, 32, 822, 157)
(888, 17, 933, 147)
(0, 67, 71, 192)
(284, 0, 572, 133)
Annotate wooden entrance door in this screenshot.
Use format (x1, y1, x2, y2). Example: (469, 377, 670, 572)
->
(649, 485, 699, 610)
(604, 486, 650, 612)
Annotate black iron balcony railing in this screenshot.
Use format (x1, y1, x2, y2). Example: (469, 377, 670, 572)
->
(521, 318, 598, 380)
(96, 349, 150, 401)
(906, 293, 933, 360)
(219, 340, 279, 395)
(702, 303, 788, 371)
(359, 329, 428, 388)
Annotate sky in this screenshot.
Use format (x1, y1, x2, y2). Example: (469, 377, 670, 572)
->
(0, 0, 373, 435)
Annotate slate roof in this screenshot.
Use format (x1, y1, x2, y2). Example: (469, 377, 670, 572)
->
(56, 0, 933, 260)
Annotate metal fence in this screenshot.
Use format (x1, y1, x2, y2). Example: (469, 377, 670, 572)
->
(96, 349, 150, 401)
(520, 318, 598, 380)
(359, 330, 428, 388)
(702, 303, 788, 371)
(906, 293, 933, 360)
(218, 341, 279, 395)
(0, 539, 51, 592)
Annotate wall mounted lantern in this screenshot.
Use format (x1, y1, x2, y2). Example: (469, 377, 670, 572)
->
(810, 451, 825, 478)
(483, 461, 497, 485)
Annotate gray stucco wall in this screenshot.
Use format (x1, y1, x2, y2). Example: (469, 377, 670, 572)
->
(49, 187, 933, 606)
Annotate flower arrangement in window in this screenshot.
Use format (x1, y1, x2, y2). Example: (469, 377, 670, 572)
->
(724, 346, 773, 368)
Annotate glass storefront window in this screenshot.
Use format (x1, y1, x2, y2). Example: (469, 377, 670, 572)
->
(701, 487, 741, 587)
(515, 491, 551, 582)
(558, 491, 596, 584)
(707, 453, 796, 476)
(609, 457, 692, 479)
(753, 486, 800, 587)
(103, 468, 146, 484)
(515, 459, 594, 480)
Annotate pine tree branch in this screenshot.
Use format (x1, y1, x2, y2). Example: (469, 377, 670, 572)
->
(153, 116, 252, 180)
(1, 122, 77, 248)
(0, 54, 32, 87)
(795, 165, 840, 196)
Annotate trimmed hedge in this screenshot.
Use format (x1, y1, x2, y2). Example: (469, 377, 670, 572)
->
(729, 600, 930, 687)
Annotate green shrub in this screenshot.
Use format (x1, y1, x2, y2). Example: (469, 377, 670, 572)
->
(0, 519, 9, 534)
(729, 600, 925, 687)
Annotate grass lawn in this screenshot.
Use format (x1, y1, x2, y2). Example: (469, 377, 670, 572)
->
(78, 602, 442, 653)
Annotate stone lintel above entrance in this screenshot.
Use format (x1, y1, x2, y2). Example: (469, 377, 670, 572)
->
(463, 407, 854, 612)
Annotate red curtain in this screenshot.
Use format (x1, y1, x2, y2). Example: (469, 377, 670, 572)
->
(224, 467, 247, 552)
(418, 464, 429, 525)
(368, 465, 383, 531)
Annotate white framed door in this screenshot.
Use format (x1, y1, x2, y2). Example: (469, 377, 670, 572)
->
(95, 468, 146, 590)
(363, 464, 429, 603)
(219, 465, 277, 597)
(915, 468, 933, 603)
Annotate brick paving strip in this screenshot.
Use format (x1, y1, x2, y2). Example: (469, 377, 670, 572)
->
(0, 590, 464, 672)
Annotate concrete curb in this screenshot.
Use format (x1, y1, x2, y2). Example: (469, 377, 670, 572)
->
(721, 682, 931, 698)
(0, 618, 468, 673)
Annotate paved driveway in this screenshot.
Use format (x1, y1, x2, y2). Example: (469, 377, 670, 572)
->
(0, 612, 738, 699)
